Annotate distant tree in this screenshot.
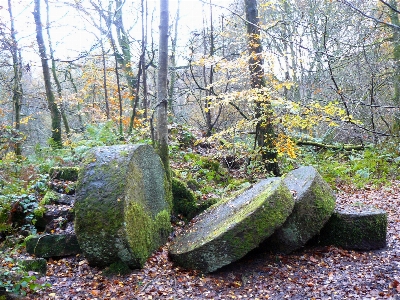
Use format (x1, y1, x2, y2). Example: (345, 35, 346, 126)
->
(7, 0, 23, 155)
(33, 0, 62, 147)
(44, 0, 70, 136)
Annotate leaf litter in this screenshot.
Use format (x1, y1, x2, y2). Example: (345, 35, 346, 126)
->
(23, 181, 400, 299)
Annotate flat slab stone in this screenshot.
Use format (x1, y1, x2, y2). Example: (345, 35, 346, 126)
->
(316, 206, 387, 250)
(261, 166, 336, 253)
(169, 178, 294, 273)
(25, 233, 81, 258)
(74, 144, 171, 269)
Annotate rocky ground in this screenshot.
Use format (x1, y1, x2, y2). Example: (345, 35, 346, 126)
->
(3, 182, 400, 299)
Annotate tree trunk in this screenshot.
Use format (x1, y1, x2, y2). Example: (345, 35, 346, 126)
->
(245, 0, 280, 175)
(110, 35, 124, 137)
(389, 0, 400, 133)
(33, 0, 62, 147)
(45, 0, 70, 136)
(100, 15, 110, 120)
(168, 0, 180, 111)
(155, 0, 170, 181)
(7, 0, 23, 156)
(114, 0, 137, 119)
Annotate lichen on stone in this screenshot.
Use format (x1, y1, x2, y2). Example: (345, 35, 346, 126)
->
(169, 178, 294, 273)
(261, 166, 336, 254)
(75, 144, 172, 269)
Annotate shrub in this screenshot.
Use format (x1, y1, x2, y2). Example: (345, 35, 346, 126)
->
(171, 178, 198, 220)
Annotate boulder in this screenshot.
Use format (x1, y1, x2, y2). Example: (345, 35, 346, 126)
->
(169, 178, 294, 273)
(25, 233, 81, 257)
(74, 144, 172, 269)
(316, 206, 387, 250)
(261, 166, 336, 254)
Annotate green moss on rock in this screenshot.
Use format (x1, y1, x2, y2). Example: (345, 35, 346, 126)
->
(25, 233, 81, 257)
(317, 206, 387, 250)
(261, 166, 336, 254)
(169, 178, 294, 273)
(75, 144, 171, 269)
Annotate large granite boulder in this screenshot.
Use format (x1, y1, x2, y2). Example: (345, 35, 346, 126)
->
(74, 144, 172, 269)
(261, 166, 336, 254)
(316, 206, 387, 250)
(169, 178, 294, 273)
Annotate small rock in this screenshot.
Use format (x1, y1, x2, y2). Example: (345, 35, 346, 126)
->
(25, 233, 81, 258)
(316, 206, 387, 250)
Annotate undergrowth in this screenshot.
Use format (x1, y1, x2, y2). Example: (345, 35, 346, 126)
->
(1, 122, 400, 296)
(281, 143, 400, 189)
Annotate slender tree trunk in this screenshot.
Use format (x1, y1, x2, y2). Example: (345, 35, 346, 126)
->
(168, 0, 180, 111)
(128, 0, 148, 134)
(205, 0, 214, 136)
(110, 36, 124, 137)
(45, 0, 70, 136)
(389, 0, 400, 133)
(114, 0, 137, 122)
(245, 0, 279, 175)
(33, 0, 62, 147)
(8, 0, 23, 156)
(142, 0, 149, 120)
(128, 57, 142, 134)
(155, 0, 170, 181)
(66, 69, 84, 130)
(100, 15, 110, 120)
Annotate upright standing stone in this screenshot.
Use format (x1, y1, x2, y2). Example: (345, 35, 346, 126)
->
(75, 144, 171, 268)
(261, 166, 336, 253)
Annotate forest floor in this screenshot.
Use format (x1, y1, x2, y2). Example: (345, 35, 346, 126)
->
(12, 182, 400, 299)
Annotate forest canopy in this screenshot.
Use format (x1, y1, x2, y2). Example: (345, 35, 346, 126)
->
(1, 0, 400, 162)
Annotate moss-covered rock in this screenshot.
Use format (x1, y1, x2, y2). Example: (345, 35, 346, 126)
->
(169, 178, 294, 273)
(49, 167, 80, 181)
(25, 233, 81, 257)
(172, 178, 198, 220)
(34, 206, 74, 232)
(316, 206, 387, 250)
(74, 144, 172, 269)
(261, 166, 336, 254)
